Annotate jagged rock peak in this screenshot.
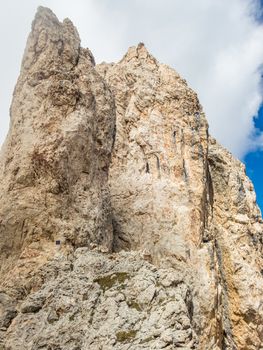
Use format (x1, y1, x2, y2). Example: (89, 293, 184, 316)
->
(22, 6, 83, 72)
(0, 6, 115, 277)
(120, 42, 158, 66)
(34, 6, 61, 24)
(0, 7, 262, 350)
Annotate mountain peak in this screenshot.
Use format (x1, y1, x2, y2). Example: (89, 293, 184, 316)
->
(0, 7, 262, 350)
(120, 42, 158, 67)
(33, 6, 60, 29)
(21, 6, 80, 72)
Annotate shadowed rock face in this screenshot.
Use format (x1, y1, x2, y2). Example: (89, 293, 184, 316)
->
(0, 7, 116, 275)
(0, 7, 262, 350)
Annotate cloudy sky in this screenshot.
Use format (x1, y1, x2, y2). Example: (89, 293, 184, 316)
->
(0, 0, 263, 208)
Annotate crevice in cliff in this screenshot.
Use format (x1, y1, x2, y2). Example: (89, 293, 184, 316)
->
(173, 130, 176, 143)
(112, 217, 131, 252)
(214, 238, 237, 350)
(155, 154, 161, 178)
(146, 161, 150, 173)
(183, 159, 188, 181)
(200, 163, 214, 244)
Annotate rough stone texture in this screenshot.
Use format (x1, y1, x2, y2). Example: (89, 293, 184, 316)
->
(97, 45, 263, 349)
(97, 44, 210, 260)
(97, 47, 216, 348)
(0, 7, 263, 350)
(3, 249, 198, 350)
(0, 7, 116, 276)
(208, 139, 263, 349)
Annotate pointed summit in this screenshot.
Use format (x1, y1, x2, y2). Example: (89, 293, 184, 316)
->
(0, 6, 116, 277)
(120, 42, 158, 67)
(34, 6, 59, 24)
(21, 6, 80, 72)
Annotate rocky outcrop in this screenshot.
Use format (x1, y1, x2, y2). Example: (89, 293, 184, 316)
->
(208, 139, 263, 349)
(97, 46, 218, 348)
(0, 7, 262, 350)
(97, 44, 263, 349)
(0, 7, 115, 277)
(3, 249, 198, 350)
(97, 44, 210, 260)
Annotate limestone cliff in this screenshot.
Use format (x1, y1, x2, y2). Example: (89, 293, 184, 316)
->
(0, 7, 262, 350)
(97, 44, 263, 349)
(0, 7, 115, 276)
(208, 139, 263, 349)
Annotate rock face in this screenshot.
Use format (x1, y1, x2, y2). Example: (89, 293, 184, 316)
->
(4, 250, 198, 350)
(0, 7, 115, 276)
(97, 44, 210, 260)
(208, 139, 263, 349)
(98, 46, 263, 349)
(0, 7, 262, 350)
(97, 47, 218, 348)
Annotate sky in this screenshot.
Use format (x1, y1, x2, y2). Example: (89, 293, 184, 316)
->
(245, 105, 263, 210)
(0, 0, 262, 210)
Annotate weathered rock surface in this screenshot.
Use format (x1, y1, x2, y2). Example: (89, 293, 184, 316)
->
(97, 44, 210, 260)
(4, 249, 198, 350)
(97, 46, 218, 348)
(97, 44, 263, 349)
(0, 7, 115, 276)
(0, 6, 262, 350)
(208, 139, 263, 349)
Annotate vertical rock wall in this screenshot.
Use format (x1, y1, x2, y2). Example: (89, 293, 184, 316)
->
(0, 7, 116, 276)
(208, 139, 263, 349)
(0, 7, 262, 350)
(98, 44, 263, 349)
(97, 44, 210, 261)
(97, 45, 219, 348)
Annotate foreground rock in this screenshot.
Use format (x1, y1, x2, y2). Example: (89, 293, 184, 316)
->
(4, 249, 198, 350)
(0, 7, 262, 350)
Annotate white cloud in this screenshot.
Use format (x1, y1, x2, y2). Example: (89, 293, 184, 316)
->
(0, 0, 263, 158)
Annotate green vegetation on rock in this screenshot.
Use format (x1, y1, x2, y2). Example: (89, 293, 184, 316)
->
(94, 272, 130, 292)
(127, 300, 142, 311)
(116, 330, 137, 342)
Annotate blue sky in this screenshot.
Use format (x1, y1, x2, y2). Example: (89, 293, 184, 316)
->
(244, 1, 263, 212)
(245, 104, 263, 212)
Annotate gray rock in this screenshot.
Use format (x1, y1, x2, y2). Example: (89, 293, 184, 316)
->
(3, 251, 198, 350)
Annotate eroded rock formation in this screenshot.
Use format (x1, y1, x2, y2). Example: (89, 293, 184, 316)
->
(0, 7, 262, 350)
(0, 7, 115, 276)
(97, 44, 263, 349)
(208, 139, 263, 349)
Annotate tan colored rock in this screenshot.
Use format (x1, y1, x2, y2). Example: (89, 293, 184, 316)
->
(0, 6, 116, 276)
(97, 44, 219, 348)
(97, 44, 210, 259)
(98, 44, 263, 349)
(0, 7, 262, 350)
(208, 139, 263, 349)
